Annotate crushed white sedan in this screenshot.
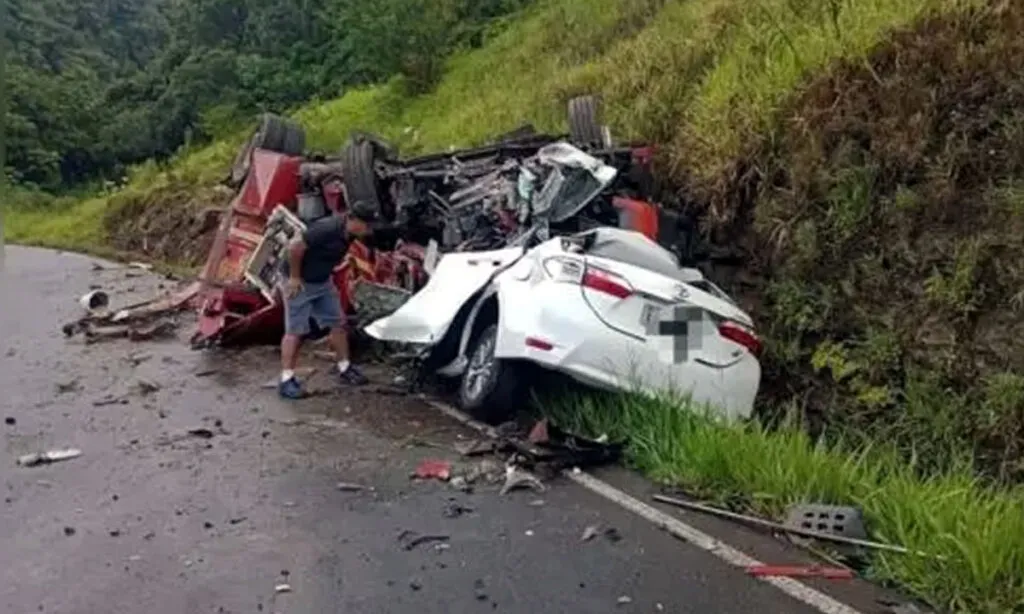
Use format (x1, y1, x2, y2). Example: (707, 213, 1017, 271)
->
(365, 227, 762, 423)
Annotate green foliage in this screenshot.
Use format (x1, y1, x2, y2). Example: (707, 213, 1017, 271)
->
(4, 0, 532, 190)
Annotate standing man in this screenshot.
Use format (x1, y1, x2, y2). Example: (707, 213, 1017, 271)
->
(278, 208, 373, 399)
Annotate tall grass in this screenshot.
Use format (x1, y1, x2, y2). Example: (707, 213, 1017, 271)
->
(547, 392, 1024, 613)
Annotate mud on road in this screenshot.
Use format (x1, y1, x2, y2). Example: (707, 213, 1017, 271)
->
(1, 246, 851, 614)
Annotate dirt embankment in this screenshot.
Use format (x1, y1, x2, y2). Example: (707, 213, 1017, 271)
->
(103, 182, 233, 267)
(698, 1, 1024, 479)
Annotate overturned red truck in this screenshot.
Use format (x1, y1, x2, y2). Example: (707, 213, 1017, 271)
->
(191, 96, 693, 348)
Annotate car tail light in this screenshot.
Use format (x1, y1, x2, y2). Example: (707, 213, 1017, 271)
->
(582, 267, 633, 299)
(542, 257, 633, 299)
(719, 320, 762, 356)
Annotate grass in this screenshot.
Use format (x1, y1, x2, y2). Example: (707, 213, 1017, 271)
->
(546, 392, 1024, 613)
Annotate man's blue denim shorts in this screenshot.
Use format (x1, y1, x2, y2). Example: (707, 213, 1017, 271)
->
(283, 281, 345, 336)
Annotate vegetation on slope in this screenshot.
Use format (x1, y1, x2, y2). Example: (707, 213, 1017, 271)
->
(3, 0, 531, 189)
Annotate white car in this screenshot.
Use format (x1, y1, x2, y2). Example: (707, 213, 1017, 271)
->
(364, 227, 762, 423)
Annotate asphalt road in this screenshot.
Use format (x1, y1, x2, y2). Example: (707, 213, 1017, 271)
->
(0, 246, 869, 614)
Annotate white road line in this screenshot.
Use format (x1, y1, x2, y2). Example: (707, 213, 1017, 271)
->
(423, 398, 864, 614)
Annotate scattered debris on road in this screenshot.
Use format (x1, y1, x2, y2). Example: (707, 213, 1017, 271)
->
(463, 459, 505, 485)
(61, 281, 199, 343)
(617, 596, 633, 606)
(442, 500, 474, 519)
(581, 524, 622, 544)
(500, 466, 546, 495)
(413, 458, 452, 481)
(55, 379, 81, 394)
(517, 419, 624, 471)
(473, 579, 488, 601)
(17, 448, 82, 467)
(880, 601, 933, 614)
(137, 379, 161, 395)
(652, 494, 921, 556)
(336, 482, 366, 492)
(448, 475, 471, 492)
(78, 290, 110, 313)
(63, 526, 77, 537)
(745, 565, 855, 580)
(4, 417, 15, 426)
(454, 439, 497, 457)
(92, 395, 129, 407)
(398, 530, 450, 551)
(274, 584, 292, 594)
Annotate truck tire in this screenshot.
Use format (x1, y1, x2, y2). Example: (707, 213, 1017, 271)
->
(458, 323, 525, 424)
(280, 122, 306, 156)
(342, 138, 385, 219)
(228, 114, 305, 187)
(568, 95, 604, 148)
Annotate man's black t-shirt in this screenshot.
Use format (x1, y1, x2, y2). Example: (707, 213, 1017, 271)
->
(291, 215, 348, 284)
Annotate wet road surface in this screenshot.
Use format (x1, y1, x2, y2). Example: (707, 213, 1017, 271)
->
(1, 246, 856, 613)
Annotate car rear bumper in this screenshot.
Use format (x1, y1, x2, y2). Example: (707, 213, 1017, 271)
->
(494, 284, 760, 421)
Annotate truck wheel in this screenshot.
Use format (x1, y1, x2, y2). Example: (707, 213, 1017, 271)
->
(228, 114, 305, 187)
(458, 324, 524, 424)
(568, 95, 604, 148)
(342, 138, 385, 218)
(280, 122, 306, 156)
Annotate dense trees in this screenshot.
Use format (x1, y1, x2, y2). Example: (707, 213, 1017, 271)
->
(3, 0, 531, 191)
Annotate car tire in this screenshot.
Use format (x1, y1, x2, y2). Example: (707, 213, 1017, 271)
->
(458, 323, 524, 424)
(568, 95, 603, 148)
(342, 138, 385, 219)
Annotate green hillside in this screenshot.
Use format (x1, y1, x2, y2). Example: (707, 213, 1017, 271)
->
(7, 0, 1024, 609)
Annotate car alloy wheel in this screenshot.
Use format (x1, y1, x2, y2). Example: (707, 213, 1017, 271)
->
(463, 328, 497, 403)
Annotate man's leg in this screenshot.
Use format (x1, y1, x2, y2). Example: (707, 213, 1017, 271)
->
(281, 333, 302, 377)
(279, 285, 313, 399)
(311, 282, 368, 386)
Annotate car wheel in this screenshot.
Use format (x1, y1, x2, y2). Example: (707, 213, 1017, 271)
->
(568, 95, 603, 148)
(458, 323, 524, 424)
(342, 138, 386, 219)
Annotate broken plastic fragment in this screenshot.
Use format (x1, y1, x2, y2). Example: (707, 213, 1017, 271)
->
(275, 584, 292, 594)
(413, 459, 452, 481)
(500, 466, 546, 495)
(17, 448, 82, 467)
